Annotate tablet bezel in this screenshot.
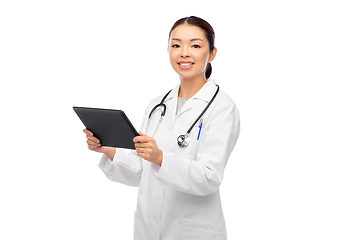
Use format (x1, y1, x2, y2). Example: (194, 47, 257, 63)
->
(73, 106, 139, 150)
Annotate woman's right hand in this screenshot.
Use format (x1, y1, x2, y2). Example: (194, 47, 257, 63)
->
(83, 129, 115, 160)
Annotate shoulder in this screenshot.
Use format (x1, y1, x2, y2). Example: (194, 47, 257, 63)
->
(213, 88, 239, 111)
(149, 94, 165, 105)
(206, 79, 238, 109)
(148, 84, 179, 107)
(206, 87, 240, 134)
(147, 91, 171, 107)
(207, 86, 240, 127)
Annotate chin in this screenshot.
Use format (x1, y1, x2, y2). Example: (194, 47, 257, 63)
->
(179, 73, 206, 81)
(171, 63, 206, 80)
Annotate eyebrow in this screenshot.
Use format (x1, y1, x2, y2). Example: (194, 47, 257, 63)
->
(171, 38, 203, 42)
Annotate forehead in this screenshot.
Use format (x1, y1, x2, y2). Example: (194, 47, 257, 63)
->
(170, 24, 207, 41)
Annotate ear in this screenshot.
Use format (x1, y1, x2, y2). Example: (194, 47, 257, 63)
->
(208, 47, 217, 63)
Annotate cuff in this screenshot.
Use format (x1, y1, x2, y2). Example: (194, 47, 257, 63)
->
(99, 152, 113, 169)
(151, 152, 191, 188)
(151, 151, 171, 187)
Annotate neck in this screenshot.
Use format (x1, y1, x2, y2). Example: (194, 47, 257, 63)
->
(178, 75, 207, 98)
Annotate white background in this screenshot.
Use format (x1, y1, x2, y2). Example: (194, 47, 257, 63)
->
(1, 0, 359, 239)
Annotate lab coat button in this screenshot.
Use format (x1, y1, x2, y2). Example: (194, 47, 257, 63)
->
(153, 217, 160, 224)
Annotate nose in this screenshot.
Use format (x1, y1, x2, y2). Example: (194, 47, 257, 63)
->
(180, 47, 190, 58)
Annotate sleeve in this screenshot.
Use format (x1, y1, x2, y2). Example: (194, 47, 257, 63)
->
(98, 103, 152, 187)
(98, 150, 143, 187)
(152, 102, 240, 196)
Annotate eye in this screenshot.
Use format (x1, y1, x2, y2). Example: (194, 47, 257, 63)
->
(192, 44, 201, 48)
(172, 44, 181, 48)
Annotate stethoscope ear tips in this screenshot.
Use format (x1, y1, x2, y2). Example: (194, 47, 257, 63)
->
(177, 133, 190, 147)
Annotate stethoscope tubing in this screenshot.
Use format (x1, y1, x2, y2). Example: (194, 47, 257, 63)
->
(184, 85, 219, 135)
(148, 90, 172, 120)
(146, 84, 220, 147)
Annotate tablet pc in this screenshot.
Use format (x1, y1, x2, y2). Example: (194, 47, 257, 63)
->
(73, 106, 139, 150)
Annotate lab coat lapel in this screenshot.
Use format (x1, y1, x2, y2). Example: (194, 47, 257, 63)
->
(164, 84, 179, 126)
(176, 80, 217, 117)
(175, 98, 194, 117)
(193, 79, 217, 103)
(164, 79, 218, 121)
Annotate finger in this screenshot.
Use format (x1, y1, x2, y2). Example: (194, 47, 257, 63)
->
(87, 137, 99, 144)
(89, 145, 101, 151)
(136, 147, 142, 153)
(135, 142, 149, 148)
(87, 139, 101, 147)
(133, 132, 150, 143)
(88, 143, 99, 150)
(135, 148, 142, 155)
(86, 135, 100, 143)
(133, 136, 147, 143)
(88, 144, 99, 150)
(83, 129, 93, 136)
(136, 148, 148, 158)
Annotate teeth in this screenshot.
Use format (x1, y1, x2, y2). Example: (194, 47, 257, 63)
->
(179, 63, 193, 66)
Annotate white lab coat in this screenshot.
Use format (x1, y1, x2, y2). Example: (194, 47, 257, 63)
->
(99, 79, 240, 240)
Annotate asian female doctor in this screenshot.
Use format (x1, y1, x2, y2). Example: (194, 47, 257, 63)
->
(84, 16, 240, 240)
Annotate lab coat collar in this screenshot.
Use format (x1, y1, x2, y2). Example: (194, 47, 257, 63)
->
(163, 79, 217, 103)
(192, 79, 217, 103)
(163, 79, 217, 121)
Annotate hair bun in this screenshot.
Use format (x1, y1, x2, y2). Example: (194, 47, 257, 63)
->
(205, 63, 212, 79)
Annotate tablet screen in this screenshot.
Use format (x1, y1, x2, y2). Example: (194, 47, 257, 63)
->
(73, 107, 139, 150)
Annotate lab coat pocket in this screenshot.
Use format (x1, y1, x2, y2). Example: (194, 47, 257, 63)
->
(180, 218, 227, 240)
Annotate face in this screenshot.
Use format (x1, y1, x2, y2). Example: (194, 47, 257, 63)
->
(168, 24, 216, 81)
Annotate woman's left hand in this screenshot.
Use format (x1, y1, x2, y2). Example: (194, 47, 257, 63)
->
(133, 132, 163, 166)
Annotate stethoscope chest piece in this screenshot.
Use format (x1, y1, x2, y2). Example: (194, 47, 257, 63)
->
(177, 133, 190, 147)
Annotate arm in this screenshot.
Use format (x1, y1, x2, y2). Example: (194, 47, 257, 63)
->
(152, 103, 240, 196)
(98, 149, 143, 187)
(84, 128, 143, 187)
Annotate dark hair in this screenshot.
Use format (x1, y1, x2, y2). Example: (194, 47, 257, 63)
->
(169, 16, 215, 79)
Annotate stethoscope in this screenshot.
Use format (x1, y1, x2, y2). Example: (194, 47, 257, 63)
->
(145, 85, 220, 147)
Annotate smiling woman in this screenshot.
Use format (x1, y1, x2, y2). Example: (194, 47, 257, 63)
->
(169, 24, 216, 96)
(83, 16, 240, 240)
(169, 16, 216, 92)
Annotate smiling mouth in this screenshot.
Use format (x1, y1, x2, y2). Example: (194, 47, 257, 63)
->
(178, 62, 194, 67)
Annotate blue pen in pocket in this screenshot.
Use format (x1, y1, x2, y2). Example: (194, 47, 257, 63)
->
(197, 118, 203, 140)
